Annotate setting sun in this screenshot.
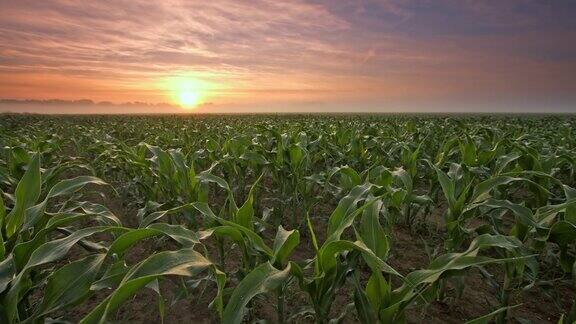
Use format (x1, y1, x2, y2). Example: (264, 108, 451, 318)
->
(179, 90, 200, 108)
(159, 75, 212, 110)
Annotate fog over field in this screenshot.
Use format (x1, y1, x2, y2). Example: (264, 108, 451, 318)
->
(1, 99, 575, 115)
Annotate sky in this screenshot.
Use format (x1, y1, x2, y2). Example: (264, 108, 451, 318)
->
(0, 0, 575, 114)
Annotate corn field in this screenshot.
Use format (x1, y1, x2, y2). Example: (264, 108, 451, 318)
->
(0, 114, 575, 323)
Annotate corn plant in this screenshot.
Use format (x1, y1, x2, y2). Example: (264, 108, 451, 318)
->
(289, 184, 399, 323)
(0, 153, 120, 322)
(353, 234, 529, 323)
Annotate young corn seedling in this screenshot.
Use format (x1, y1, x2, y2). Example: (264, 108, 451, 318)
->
(353, 234, 530, 324)
(290, 184, 399, 323)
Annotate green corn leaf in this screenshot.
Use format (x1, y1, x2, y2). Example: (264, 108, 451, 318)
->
(476, 198, 539, 229)
(365, 271, 390, 313)
(222, 262, 291, 324)
(199, 225, 245, 244)
(75, 202, 122, 226)
(271, 225, 300, 267)
(80, 248, 213, 324)
(193, 202, 272, 256)
(536, 198, 576, 226)
(338, 165, 363, 188)
(0, 190, 4, 258)
(45, 176, 107, 199)
(319, 240, 399, 276)
(235, 172, 263, 230)
(459, 135, 477, 166)
(326, 184, 373, 243)
(196, 172, 237, 212)
(140, 203, 194, 227)
(146, 279, 165, 324)
(210, 268, 227, 318)
(396, 234, 525, 299)
(549, 221, 576, 246)
(6, 153, 41, 237)
(358, 198, 389, 260)
(431, 163, 457, 209)
(289, 144, 306, 170)
(472, 175, 549, 204)
(0, 233, 5, 269)
(240, 152, 268, 165)
(90, 259, 130, 291)
(562, 185, 576, 224)
(494, 153, 521, 175)
(464, 305, 520, 324)
(353, 273, 378, 324)
(392, 168, 413, 194)
(5, 226, 126, 323)
(35, 254, 107, 318)
(0, 188, 5, 230)
(0, 254, 15, 294)
(109, 223, 200, 257)
(22, 176, 109, 232)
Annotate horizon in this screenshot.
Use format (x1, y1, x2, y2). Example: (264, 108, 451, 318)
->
(2, 101, 576, 115)
(1, 1, 576, 113)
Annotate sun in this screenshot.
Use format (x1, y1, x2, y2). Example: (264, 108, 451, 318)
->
(160, 75, 209, 110)
(179, 90, 200, 108)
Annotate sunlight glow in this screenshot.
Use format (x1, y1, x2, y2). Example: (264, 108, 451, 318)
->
(159, 74, 211, 110)
(179, 90, 200, 108)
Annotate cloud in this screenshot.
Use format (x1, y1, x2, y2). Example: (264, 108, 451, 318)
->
(0, 0, 575, 112)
